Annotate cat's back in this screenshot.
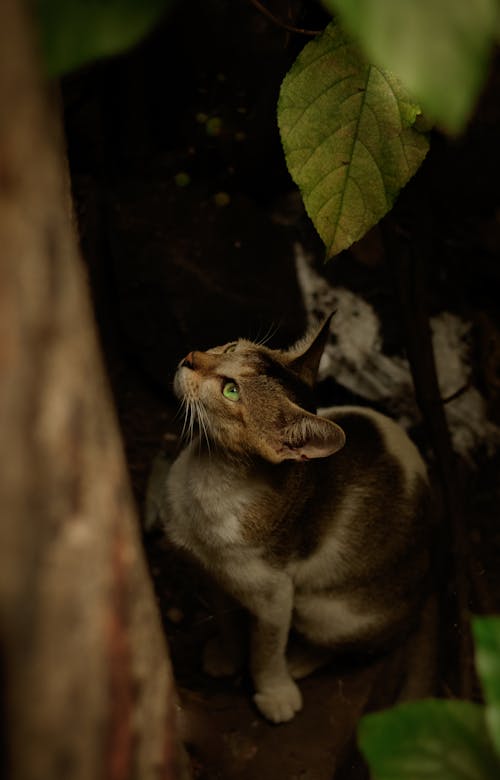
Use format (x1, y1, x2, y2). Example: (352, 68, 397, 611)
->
(288, 405, 428, 573)
(320, 405, 426, 486)
(291, 406, 430, 646)
(311, 404, 429, 550)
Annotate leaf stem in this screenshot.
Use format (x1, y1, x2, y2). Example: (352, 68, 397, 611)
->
(247, 0, 322, 36)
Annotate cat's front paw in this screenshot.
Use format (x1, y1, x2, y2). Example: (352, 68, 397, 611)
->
(253, 678, 303, 723)
(203, 636, 242, 678)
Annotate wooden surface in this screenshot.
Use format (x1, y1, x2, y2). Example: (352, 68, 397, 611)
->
(0, 3, 187, 778)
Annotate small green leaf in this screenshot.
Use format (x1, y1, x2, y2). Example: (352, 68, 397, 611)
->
(473, 617, 500, 757)
(206, 117, 223, 137)
(278, 23, 428, 258)
(359, 699, 500, 780)
(323, 0, 498, 134)
(174, 172, 191, 187)
(36, 0, 174, 78)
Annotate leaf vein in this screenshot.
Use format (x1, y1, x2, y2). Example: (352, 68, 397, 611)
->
(283, 74, 358, 139)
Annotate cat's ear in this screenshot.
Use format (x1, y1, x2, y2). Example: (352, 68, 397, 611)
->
(274, 408, 346, 462)
(284, 313, 333, 387)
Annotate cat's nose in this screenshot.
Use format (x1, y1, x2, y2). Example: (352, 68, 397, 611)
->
(180, 352, 195, 370)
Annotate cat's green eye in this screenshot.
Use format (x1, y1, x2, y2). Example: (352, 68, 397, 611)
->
(222, 381, 240, 401)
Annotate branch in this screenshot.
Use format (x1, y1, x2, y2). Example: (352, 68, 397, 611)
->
(383, 218, 474, 700)
(247, 0, 322, 36)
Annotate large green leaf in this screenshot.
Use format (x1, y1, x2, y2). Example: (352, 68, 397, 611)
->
(277, 23, 428, 258)
(473, 617, 500, 757)
(323, 0, 498, 134)
(359, 699, 500, 780)
(36, 0, 174, 78)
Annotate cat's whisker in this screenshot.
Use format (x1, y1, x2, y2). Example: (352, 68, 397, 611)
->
(188, 401, 197, 447)
(179, 398, 190, 442)
(195, 401, 209, 457)
(255, 320, 280, 347)
(197, 402, 213, 459)
(194, 402, 202, 455)
(181, 398, 194, 445)
(181, 398, 193, 446)
(194, 404, 202, 450)
(173, 398, 185, 423)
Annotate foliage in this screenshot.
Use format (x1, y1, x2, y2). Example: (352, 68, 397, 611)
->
(34, 1, 500, 260)
(323, 0, 499, 135)
(358, 617, 500, 780)
(278, 23, 428, 257)
(36, 0, 174, 78)
(278, 2, 500, 258)
(473, 618, 500, 756)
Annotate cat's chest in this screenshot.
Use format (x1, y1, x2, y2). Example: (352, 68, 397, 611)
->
(166, 448, 269, 563)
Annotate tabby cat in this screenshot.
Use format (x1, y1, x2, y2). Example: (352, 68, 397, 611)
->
(156, 317, 429, 723)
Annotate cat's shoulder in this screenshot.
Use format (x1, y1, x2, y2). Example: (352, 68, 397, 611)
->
(319, 405, 427, 485)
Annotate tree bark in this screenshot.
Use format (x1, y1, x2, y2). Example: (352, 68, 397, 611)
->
(0, 3, 188, 779)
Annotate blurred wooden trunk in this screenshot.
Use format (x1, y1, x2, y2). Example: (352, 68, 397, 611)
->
(0, 2, 187, 778)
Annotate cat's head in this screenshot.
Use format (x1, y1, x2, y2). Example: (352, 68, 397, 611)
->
(174, 316, 346, 463)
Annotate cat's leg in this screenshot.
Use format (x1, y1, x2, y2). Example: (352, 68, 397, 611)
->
(203, 585, 246, 678)
(217, 557, 302, 723)
(247, 576, 303, 723)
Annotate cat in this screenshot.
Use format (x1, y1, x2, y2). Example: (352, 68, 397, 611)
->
(154, 315, 430, 723)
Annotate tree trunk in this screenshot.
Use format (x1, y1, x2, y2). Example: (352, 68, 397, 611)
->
(0, 3, 188, 779)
